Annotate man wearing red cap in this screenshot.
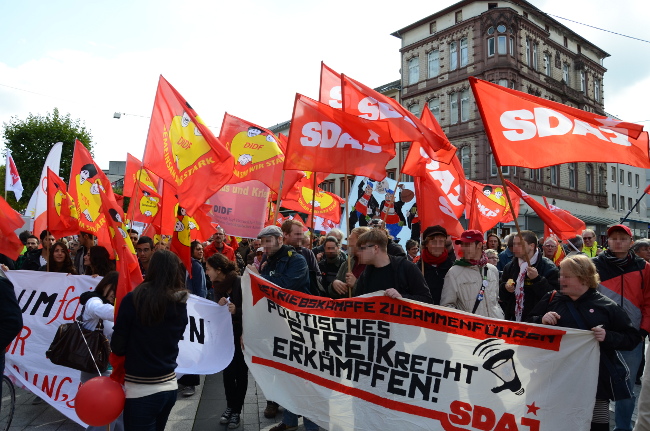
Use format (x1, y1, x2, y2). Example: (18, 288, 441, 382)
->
(440, 230, 504, 318)
(593, 224, 650, 431)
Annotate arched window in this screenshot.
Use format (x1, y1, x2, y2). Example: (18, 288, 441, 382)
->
(428, 97, 440, 121)
(568, 163, 576, 189)
(586, 165, 593, 193)
(408, 103, 421, 118)
(428, 50, 440, 78)
(450, 42, 458, 70)
(461, 146, 471, 177)
(460, 38, 468, 67)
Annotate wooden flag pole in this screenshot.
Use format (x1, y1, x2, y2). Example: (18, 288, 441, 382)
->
(274, 170, 286, 223)
(309, 173, 317, 249)
(496, 165, 530, 266)
(344, 174, 354, 297)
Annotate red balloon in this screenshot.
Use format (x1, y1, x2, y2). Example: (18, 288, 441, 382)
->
(75, 376, 125, 426)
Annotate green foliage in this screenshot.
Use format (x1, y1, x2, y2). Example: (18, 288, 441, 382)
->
(1, 108, 93, 212)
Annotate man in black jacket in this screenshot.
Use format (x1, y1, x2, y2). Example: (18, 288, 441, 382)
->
(499, 230, 559, 322)
(420, 225, 456, 305)
(354, 229, 432, 304)
(21, 230, 55, 271)
(1, 276, 23, 374)
(318, 236, 347, 288)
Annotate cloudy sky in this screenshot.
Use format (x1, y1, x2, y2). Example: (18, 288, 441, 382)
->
(1, 0, 648, 169)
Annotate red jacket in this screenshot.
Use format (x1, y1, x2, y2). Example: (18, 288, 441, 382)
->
(204, 242, 236, 262)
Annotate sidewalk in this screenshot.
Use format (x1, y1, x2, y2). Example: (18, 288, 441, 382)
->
(6, 371, 639, 430)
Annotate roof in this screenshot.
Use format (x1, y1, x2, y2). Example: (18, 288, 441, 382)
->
(374, 80, 401, 93)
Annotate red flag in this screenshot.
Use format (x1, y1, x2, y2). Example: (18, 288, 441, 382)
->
(123, 153, 159, 198)
(68, 139, 113, 252)
(505, 180, 578, 239)
(464, 180, 520, 224)
(284, 94, 395, 181)
(99, 189, 143, 384)
(644, 184, 650, 195)
(467, 186, 507, 233)
(189, 204, 217, 243)
(219, 113, 303, 193)
(46, 168, 79, 238)
(401, 108, 465, 237)
(470, 77, 649, 169)
(0, 196, 25, 260)
(282, 172, 344, 224)
(126, 181, 162, 225)
(142, 75, 234, 215)
(543, 197, 586, 240)
(320, 63, 456, 164)
(170, 204, 194, 274)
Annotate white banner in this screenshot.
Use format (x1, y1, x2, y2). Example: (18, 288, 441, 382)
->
(3, 271, 234, 426)
(242, 272, 600, 431)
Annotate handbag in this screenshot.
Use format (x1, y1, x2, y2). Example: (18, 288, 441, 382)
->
(565, 301, 633, 401)
(45, 305, 111, 374)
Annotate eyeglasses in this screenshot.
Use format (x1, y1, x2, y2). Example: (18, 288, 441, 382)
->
(583, 236, 594, 240)
(358, 244, 377, 251)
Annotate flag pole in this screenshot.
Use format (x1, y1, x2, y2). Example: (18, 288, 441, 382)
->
(496, 165, 530, 266)
(274, 170, 286, 222)
(621, 192, 646, 224)
(4, 149, 8, 201)
(310, 172, 317, 249)
(344, 174, 353, 297)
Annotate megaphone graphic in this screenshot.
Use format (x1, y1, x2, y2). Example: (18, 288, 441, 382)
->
(482, 349, 525, 395)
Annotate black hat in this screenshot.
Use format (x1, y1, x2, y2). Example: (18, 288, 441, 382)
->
(422, 225, 448, 240)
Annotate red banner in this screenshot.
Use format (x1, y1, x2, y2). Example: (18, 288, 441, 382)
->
(470, 77, 649, 169)
(464, 180, 520, 224)
(543, 197, 586, 240)
(0, 196, 25, 260)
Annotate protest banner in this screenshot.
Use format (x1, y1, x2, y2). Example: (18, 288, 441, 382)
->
(206, 179, 269, 238)
(243, 271, 600, 431)
(3, 271, 234, 427)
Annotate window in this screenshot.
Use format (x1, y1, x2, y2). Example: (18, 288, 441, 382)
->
(544, 53, 551, 75)
(611, 166, 616, 182)
(620, 169, 624, 184)
(525, 38, 531, 65)
(580, 70, 585, 93)
(450, 93, 459, 124)
(628, 171, 632, 186)
(409, 103, 421, 118)
(430, 21, 437, 34)
(536, 169, 542, 182)
(319, 180, 335, 193)
(629, 197, 633, 212)
(509, 37, 514, 55)
(461, 147, 470, 177)
(460, 38, 468, 67)
(429, 98, 440, 120)
(488, 37, 495, 56)
(577, 44, 582, 54)
(594, 79, 600, 102)
(455, 10, 462, 23)
(562, 63, 570, 84)
(460, 89, 470, 122)
(637, 204, 641, 214)
(529, 168, 535, 180)
(386, 169, 396, 180)
(620, 196, 625, 211)
(408, 58, 419, 85)
(598, 169, 605, 193)
(532, 43, 538, 70)
(563, 36, 568, 47)
(497, 35, 507, 55)
(568, 163, 576, 189)
(586, 165, 592, 192)
(502, 165, 510, 175)
(636, 174, 640, 189)
(498, 79, 511, 88)
(450, 42, 458, 70)
(490, 155, 497, 176)
(488, 3, 498, 9)
(612, 194, 617, 209)
(428, 50, 440, 78)
(550, 165, 558, 185)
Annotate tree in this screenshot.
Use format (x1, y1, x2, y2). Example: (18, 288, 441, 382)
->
(1, 108, 93, 212)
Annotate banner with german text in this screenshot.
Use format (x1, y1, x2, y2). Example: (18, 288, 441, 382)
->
(243, 271, 599, 431)
(3, 271, 234, 427)
(205, 180, 270, 238)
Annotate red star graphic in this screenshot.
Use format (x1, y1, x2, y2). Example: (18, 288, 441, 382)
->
(526, 402, 540, 416)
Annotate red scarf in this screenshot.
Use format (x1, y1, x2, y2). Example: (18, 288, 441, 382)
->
(421, 247, 449, 265)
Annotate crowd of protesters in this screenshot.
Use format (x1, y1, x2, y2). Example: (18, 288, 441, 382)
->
(3, 219, 650, 431)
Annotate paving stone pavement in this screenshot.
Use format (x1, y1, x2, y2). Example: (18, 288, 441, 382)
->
(5, 371, 641, 430)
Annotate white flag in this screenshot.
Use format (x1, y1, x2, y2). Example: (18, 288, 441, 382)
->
(25, 142, 63, 234)
(5, 149, 24, 201)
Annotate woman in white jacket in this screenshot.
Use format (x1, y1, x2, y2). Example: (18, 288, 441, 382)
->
(79, 271, 124, 431)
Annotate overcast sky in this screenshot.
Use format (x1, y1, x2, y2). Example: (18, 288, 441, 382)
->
(1, 0, 648, 169)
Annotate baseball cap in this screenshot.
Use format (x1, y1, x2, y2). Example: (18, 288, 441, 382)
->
(607, 224, 632, 237)
(455, 230, 485, 244)
(257, 225, 283, 238)
(422, 225, 448, 240)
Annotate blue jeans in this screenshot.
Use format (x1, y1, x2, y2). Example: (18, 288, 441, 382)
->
(615, 341, 644, 431)
(123, 390, 177, 431)
(283, 409, 319, 431)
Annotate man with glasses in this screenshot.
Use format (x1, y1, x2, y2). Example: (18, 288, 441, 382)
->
(440, 230, 504, 318)
(353, 229, 432, 303)
(582, 229, 601, 257)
